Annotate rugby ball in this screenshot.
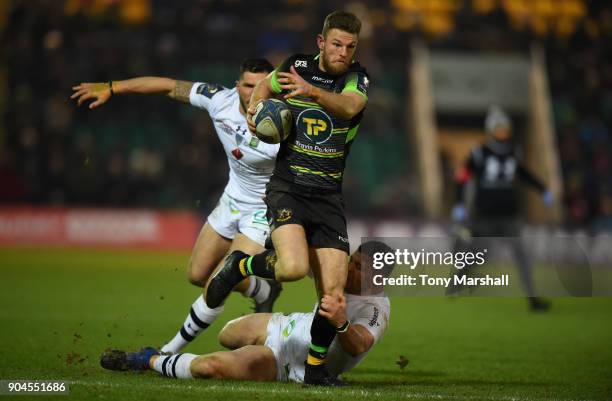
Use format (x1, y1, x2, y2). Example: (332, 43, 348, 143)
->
(253, 99, 292, 144)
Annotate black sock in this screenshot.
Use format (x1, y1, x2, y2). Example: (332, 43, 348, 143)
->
(240, 249, 276, 279)
(307, 308, 336, 366)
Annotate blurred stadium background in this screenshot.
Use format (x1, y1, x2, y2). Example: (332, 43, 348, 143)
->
(0, 0, 611, 252)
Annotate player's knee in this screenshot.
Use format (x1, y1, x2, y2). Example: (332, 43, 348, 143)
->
(191, 355, 223, 379)
(187, 268, 207, 287)
(275, 257, 309, 282)
(218, 319, 240, 349)
(187, 260, 213, 287)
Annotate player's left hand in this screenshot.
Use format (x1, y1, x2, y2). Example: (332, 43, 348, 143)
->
(246, 100, 261, 133)
(318, 294, 348, 329)
(277, 66, 313, 99)
(71, 82, 112, 109)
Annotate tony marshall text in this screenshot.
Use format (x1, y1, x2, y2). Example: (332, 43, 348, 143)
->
(373, 274, 509, 287)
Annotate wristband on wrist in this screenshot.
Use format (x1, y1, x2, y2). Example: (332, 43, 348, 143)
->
(108, 81, 115, 96)
(336, 320, 350, 333)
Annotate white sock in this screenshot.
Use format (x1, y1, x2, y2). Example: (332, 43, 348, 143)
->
(242, 277, 271, 304)
(160, 296, 224, 354)
(152, 353, 197, 379)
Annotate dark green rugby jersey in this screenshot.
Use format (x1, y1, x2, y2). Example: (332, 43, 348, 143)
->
(269, 53, 369, 191)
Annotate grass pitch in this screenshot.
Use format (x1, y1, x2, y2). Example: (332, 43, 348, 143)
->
(0, 247, 610, 401)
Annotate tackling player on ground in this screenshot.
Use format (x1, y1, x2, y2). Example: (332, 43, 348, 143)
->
(206, 11, 369, 385)
(71, 59, 282, 353)
(101, 241, 392, 383)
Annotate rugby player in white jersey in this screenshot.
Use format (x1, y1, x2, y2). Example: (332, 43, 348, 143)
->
(71, 59, 282, 353)
(100, 241, 393, 384)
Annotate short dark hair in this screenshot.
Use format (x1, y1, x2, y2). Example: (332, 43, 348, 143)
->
(358, 240, 395, 278)
(240, 58, 274, 77)
(322, 11, 361, 38)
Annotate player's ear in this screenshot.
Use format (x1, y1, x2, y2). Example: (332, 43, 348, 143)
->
(317, 34, 325, 51)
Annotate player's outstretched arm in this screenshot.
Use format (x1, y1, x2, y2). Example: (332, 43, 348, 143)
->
(71, 77, 194, 109)
(277, 66, 366, 120)
(319, 294, 374, 356)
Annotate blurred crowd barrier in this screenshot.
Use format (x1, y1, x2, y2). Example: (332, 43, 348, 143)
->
(1, 206, 609, 268)
(0, 206, 200, 250)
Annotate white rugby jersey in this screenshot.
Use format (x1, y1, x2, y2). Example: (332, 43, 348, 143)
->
(326, 293, 391, 376)
(189, 82, 279, 205)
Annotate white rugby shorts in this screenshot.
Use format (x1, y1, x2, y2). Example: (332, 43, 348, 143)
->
(207, 192, 270, 246)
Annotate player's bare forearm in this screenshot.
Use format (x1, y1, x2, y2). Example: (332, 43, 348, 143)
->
(310, 86, 366, 120)
(72, 77, 193, 109)
(114, 77, 193, 103)
(338, 324, 374, 356)
(277, 66, 366, 119)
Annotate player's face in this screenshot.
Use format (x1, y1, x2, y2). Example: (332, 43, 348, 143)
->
(318, 28, 358, 76)
(236, 71, 269, 114)
(492, 126, 512, 142)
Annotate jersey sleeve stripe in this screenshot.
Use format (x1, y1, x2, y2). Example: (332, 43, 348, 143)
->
(289, 165, 342, 179)
(287, 98, 322, 109)
(345, 124, 360, 143)
(341, 73, 368, 99)
(271, 69, 282, 94)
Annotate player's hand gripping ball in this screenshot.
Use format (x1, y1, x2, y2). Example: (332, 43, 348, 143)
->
(252, 99, 292, 144)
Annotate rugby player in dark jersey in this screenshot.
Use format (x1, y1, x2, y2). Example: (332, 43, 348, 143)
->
(449, 106, 554, 310)
(206, 11, 369, 386)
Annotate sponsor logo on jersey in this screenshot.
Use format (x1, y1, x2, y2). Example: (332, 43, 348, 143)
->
(294, 139, 338, 155)
(338, 235, 348, 243)
(358, 76, 369, 93)
(252, 210, 268, 226)
(282, 319, 297, 337)
(312, 76, 333, 84)
(235, 125, 248, 136)
(231, 148, 243, 160)
(294, 60, 307, 68)
(297, 108, 333, 145)
(220, 122, 234, 136)
(249, 136, 260, 148)
(276, 208, 293, 222)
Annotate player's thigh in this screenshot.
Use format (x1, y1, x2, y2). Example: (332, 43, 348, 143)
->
(188, 222, 232, 285)
(228, 232, 266, 255)
(218, 313, 272, 349)
(310, 247, 348, 298)
(271, 224, 310, 281)
(191, 346, 276, 381)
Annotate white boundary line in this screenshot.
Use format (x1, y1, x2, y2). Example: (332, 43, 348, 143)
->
(68, 379, 596, 401)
